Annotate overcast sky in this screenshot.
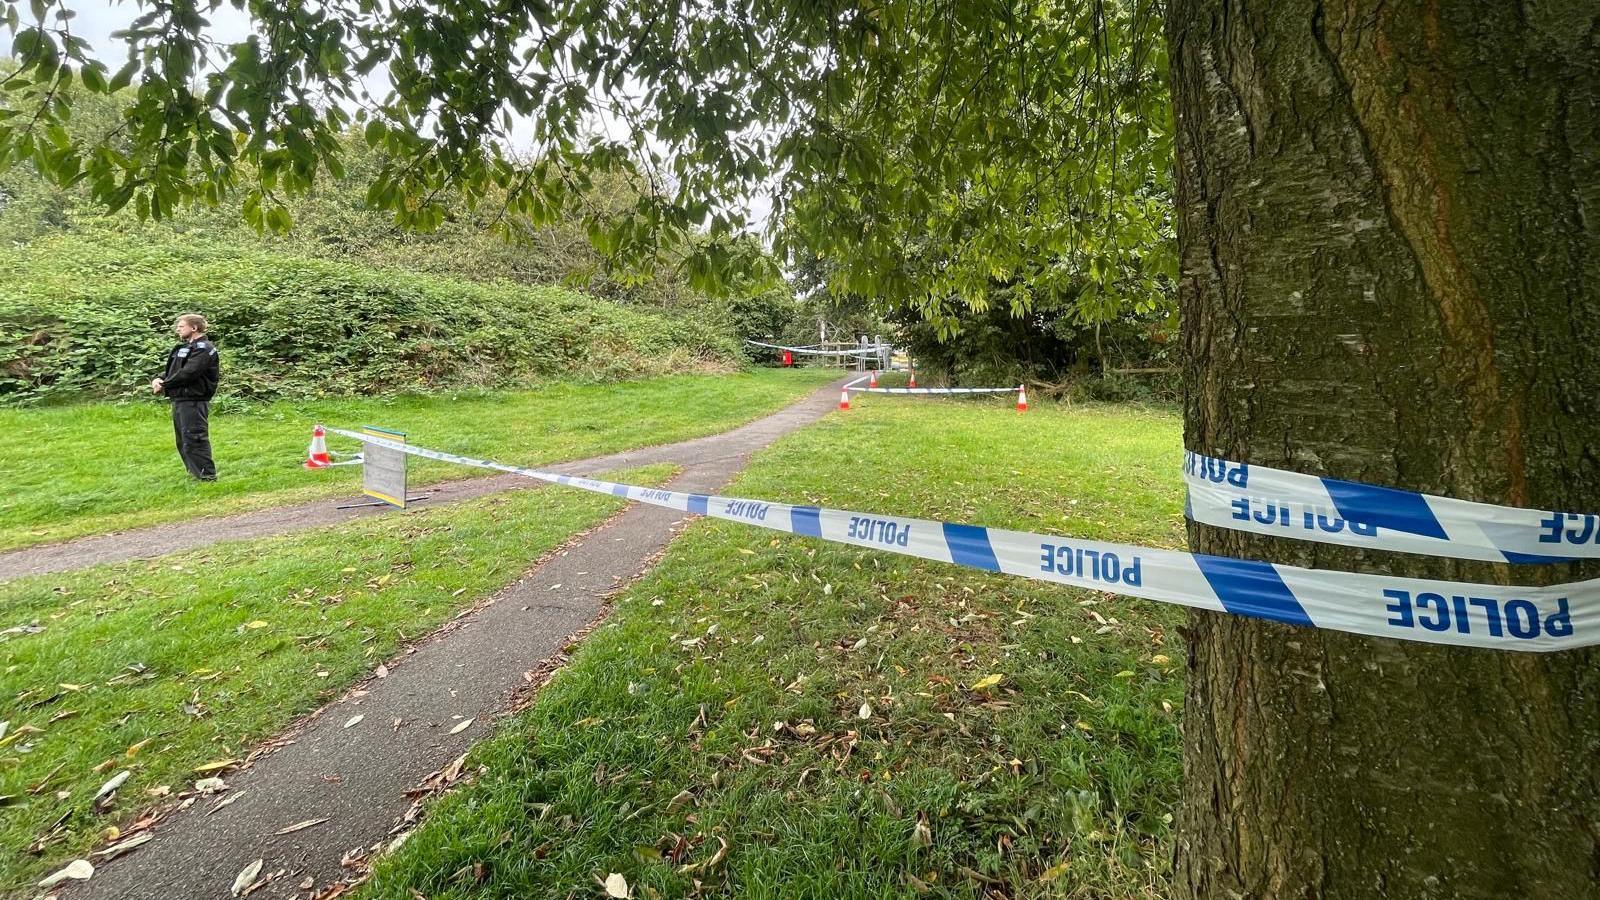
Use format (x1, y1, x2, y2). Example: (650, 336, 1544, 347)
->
(2, 1, 774, 232)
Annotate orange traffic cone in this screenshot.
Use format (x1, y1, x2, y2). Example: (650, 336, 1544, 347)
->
(839, 388, 851, 410)
(303, 425, 332, 469)
(1016, 384, 1029, 413)
(869, 370, 878, 388)
(908, 369, 917, 388)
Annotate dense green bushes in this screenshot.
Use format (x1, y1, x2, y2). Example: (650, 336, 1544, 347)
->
(0, 237, 743, 405)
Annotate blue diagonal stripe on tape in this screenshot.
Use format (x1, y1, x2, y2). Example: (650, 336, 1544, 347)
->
(1321, 477, 1449, 540)
(791, 506, 823, 537)
(611, 484, 630, 498)
(1193, 555, 1314, 627)
(688, 494, 710, 516)
(1501, 549, 1575, 565)
(943, 523, 1001, 572)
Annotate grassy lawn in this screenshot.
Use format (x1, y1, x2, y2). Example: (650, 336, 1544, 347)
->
(0, 369, 838, 551)
(361, 398, 1186, 900)
(0, 463, 676, 890)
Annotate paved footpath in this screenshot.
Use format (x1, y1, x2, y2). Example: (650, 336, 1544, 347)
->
(0, 382, 839, 582)
(50, 378, 844, 900)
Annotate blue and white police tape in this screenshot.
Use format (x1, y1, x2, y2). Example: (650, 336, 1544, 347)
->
(1184, 450, 1600, 564)
(841, 375, 1018, 395)
(850, 386, 1019, 395)
(327, 426, 1596, 652)
(746, 339, 887, 357)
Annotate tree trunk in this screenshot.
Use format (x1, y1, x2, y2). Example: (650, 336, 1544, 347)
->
(1166, 1, 1600, 897)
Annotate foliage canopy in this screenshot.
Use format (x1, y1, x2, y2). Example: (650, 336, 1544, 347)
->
(1, 0, 1171, 333)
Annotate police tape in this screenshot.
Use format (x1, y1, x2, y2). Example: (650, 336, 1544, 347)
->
(841, 375, 1017, 395)
(851, 386, 1019, 395)
(746, 340, 887, 357)
(1184, 450, 1600, 564)
(326, 426, 1596, 652)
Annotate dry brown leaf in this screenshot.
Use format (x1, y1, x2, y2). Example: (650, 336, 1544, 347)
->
(92, 832, 153, 861)
(231, 859, 263, 896)
(38, 859, 94, 888)
(274, 817, 329, 835)
(448, 718, 473, 735)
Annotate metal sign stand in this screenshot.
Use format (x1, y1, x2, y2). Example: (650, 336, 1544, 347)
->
(354, 425, 424, 508)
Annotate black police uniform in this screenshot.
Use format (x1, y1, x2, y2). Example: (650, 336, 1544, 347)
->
(161, 336, 221, 480)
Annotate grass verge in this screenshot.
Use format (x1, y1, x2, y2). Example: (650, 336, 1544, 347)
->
(0, 463, 676, 890)
(360, 399, 1185, 900)
(0, 369, 836, 551)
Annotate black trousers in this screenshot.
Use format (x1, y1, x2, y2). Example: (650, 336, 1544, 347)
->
(172, 400, 216, 479)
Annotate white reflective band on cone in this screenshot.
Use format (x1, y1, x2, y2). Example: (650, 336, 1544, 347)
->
(326, 427, 1598, 653)
(1184, 450, 1600, 564)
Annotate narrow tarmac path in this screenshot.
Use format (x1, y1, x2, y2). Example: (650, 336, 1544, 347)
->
(52, 378, 844, 900)
(0, 379, 842, 582)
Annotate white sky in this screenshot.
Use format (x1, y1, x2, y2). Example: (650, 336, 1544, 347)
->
(1, 0, 773, 232)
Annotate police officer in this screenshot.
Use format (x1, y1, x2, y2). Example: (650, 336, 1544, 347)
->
(152, 313, 221, 481)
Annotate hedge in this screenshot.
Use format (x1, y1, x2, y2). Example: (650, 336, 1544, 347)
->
(0, 237, 743, 405)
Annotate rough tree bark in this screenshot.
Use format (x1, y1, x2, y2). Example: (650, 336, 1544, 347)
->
(1166, 1, 1600, 897)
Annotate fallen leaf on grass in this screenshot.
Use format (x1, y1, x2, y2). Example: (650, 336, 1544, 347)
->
(970, 674, 1004, 691)
(604, 872, 631, 898)
(29, 762, 65, 795)
(1038, 861, 1070, 882)
(448, 718, 473, 735)
(343, 715, 364, 729)
(678, 836, 729, 874)
(232, 859, 263, 896)
(375, 664, 388, 679)
(274, 818, 329, 835)
(93, 771, 130, 802)
(858, 702, 873, 720)
(195, 759, 237, 773)
(125, 737, 153, 757)
(195, 777, 228, 795)
(38, 859, 94, 888)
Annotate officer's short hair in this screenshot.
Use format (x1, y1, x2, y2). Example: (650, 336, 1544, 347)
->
(177, 313, 208, 333)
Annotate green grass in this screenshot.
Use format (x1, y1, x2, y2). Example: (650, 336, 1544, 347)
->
(0, 463, 676, 890)
(0, 369, 837, 551)
(361, 398, 1186, 900)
